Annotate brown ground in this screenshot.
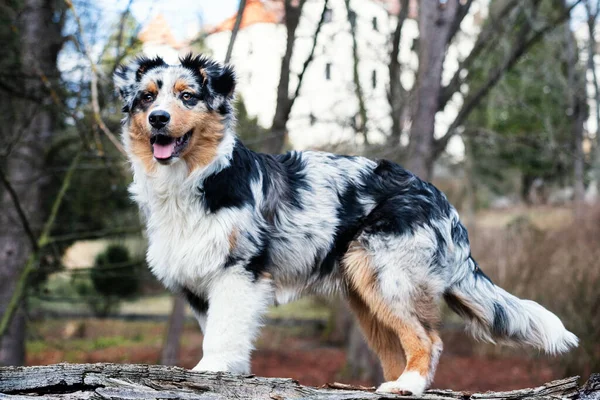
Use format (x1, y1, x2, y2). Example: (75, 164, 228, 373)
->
(26, 318, 564, 392)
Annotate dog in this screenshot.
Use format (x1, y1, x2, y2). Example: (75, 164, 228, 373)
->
(114, 54, 578, 395)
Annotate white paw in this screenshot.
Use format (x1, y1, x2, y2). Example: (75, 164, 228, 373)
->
(376, 371, 427, 396)
(191, 357, 228, 373)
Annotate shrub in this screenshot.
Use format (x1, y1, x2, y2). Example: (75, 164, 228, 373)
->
(89, 244, 140, 317)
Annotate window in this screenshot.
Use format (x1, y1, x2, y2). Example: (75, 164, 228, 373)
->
(371, 69, 377, 89)
(372, 16, 378, 31)
(349, 10, 357, 28)
(323, 8, 333, 23)
(325, 63, 332, 80)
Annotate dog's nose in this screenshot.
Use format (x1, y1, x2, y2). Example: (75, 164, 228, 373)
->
(149, 110, 170, 129)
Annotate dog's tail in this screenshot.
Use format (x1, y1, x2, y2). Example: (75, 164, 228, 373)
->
(444, 223, 578, 354)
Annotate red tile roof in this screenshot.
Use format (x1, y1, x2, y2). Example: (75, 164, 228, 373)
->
(210, 0, 283, 34)
(138, 14, 182, 49)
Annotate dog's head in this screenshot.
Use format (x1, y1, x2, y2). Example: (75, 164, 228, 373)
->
(114, 54, 235, 172)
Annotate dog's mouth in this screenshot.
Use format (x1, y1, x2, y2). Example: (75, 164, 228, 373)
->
(150, 130, 193, 163)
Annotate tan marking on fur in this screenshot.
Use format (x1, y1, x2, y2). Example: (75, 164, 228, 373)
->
(343, 241, 439, 380)
(128, 111, 156, 173)
(229, 229, 238, 252)
(199, 68, 208, 84)
(146, 81, 158, 94)
(175, 109, 224, 172)
(174, 79, 191, 93)
(347, 292, 405, 381)
(260, 272, 273, 280)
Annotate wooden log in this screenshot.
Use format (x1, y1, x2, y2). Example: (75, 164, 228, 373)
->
(0, 363, 596, 400)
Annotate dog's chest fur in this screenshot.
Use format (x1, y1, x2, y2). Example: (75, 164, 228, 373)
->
(130, 161, 235, 293)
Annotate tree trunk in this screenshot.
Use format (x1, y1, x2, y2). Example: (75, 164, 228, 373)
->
(0, 0, 63, 366)
(564, 20, 587, 216)
(585, 1, 600, 190)
(0, 363, 592, 400)
(387, 0, 409, 147)
(407, 0, 458, 180)
(160, 295, 187, 366)
(263, 0, 304, 154)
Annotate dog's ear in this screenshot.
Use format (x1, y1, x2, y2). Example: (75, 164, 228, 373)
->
(114, 56, 166, 113)
(180, 54, 236, 112)
(209, 64, 236, 99)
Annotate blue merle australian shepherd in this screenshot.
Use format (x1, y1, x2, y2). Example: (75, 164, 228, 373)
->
(114, 54, 577, 395)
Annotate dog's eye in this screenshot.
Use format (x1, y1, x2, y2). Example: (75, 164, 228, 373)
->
(181, 92, 193, 101)
(143, 93, 155, 103)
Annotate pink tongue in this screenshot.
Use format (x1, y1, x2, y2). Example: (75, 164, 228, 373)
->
(153, 141, 176, 159)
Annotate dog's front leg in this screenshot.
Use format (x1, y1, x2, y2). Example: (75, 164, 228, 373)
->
(192, 268, 273, 374)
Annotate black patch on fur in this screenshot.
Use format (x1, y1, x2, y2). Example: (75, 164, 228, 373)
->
(202, 141, 259, 213)
(273, 152, 310, 209)
(492, 302, 509, 337)
(135, 56, 166, 82)
(179, 53, 236, 112)
(318, 184, 364, 276)
(182, 287, 208, 314)
(246, 245, 269, 280)
(157, 79, 163, 89)
(361, 161, 452, 239)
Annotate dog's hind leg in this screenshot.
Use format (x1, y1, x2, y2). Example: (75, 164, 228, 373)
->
(343, 240, 443, 396)
(346, 291, 404, 381)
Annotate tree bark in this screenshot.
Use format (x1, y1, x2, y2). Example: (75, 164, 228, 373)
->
(160, 295, 187, 366)
(264, 0, 306, 154)
(564, 17, 587, 216)
(0, 363, 593, 399)
(585, 0, 600, 195)
(345, 0, 369, 145)
(224, 0, 247, 64)
(407, 0, 458, 180)
(0, 0, 63, 366)
(387, 0, 409, 147)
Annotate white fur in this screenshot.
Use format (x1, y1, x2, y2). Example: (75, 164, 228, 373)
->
(377, 371, 428, 396)
(193, 269, 273, 373)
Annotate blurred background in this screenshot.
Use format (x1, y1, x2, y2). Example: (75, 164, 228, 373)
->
(0, 0, 598, 392)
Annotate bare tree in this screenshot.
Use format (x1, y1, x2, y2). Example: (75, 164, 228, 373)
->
(386, 0, 409, 147)
(406, 0, 460, 179)
(345, 0, 369, 145)
(0, 0, 64, 366)
(264, 0, 329, 154)
(381, 0, 580, 181)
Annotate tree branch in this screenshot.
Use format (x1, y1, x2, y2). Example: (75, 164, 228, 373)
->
(345, 0, 369, 144)
(64, 0, 126, 156)
(447, 0, 475, 45)
(434, 0, 581, 157)
(438, 0, 520, 111)
(289, 0, 330, 111)
(0, 167, 38, 251)
(225, 0, 247, 64)
(0, 150, 83, 339)
(387, 0, 409, 143)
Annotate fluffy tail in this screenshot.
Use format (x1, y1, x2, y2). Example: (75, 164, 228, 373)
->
(444, 256, 578, 354)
